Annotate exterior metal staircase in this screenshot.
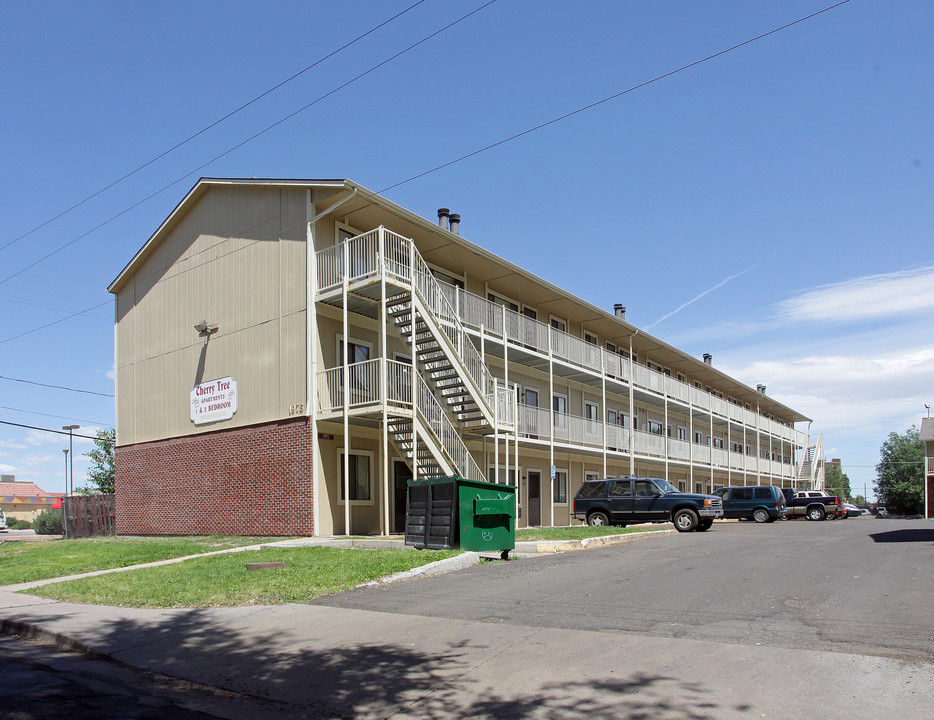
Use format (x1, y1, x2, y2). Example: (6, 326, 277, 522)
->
(795, 433, 825, 490)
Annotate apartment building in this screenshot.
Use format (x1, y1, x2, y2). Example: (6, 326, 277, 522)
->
(109, 178, 820, 536)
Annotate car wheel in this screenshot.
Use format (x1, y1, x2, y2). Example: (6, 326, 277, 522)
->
(587, 510, 610, 526)
(673, 509, 699, 532)
(753, 508, 770, 524)
(807, 506, 826, 521)
(696, 519, 713, 532)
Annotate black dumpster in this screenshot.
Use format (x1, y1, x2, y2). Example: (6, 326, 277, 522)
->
(405, 477, 458, 549)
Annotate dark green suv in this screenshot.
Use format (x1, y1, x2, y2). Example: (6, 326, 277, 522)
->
(572, 477, 723, 532)
(713, 485, 786, 523)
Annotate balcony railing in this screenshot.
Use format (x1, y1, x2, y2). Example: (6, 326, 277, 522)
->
(446, 283, 804, 448)
(317, 359, 483, 482)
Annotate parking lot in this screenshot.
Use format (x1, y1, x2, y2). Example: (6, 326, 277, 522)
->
(318, 516, 934, 661)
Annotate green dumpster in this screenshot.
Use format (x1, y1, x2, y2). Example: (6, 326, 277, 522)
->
(405, 476, 517, 558)
(457, 478, 516, 559)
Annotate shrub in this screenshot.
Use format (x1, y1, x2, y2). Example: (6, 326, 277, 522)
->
(32, 509, 63, 535)
(6, 518, 31, 530)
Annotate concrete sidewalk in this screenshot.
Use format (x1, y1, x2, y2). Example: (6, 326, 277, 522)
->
(1, 534, 932, 719)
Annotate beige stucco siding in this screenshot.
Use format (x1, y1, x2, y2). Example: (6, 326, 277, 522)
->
(115, 186, 308, 445)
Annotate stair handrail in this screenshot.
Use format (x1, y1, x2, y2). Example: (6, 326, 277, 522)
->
(383, 228, 514, 429)
(414, 370, 484, 482)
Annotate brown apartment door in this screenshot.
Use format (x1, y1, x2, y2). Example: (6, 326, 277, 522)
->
(393, 460, 413, 534)
(527, 471, 541, 526)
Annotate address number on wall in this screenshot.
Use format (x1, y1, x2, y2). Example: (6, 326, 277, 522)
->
(288, 403, 305, 415)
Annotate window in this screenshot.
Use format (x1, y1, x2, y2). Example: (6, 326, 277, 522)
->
(694, 482, 704, 493)
(585, 402, 599, 421)
(678, 426, 686, 441)
(733, 487, 753, 500)
(677, 373, 686, 383)
(648, 421, 663, 435)
(339, 451, 371, 502)
(550, 317, 566, 332)
(337, 338, 371, 365)
(609, 480, 631, 497)
(607, 409, 618, 425)
(694, 431, 703, 444)
(488, 467, 517, 485)
(606, 342, 617, 353)
(578, 480, 606, 498)
(522, 306, 538, 320)
(553, 394, 567, 428)
(753, 487, 772, 500)
(667, 425, 673, 438)
(677, 480, 686, 492)
(488, 292, 519, 313)
(712, 437, 724, 449)
(553, 470, 568, 503)
(431, 267, 465, 289)
(584, 331, 598, 345)
(524, 388, 539, 407)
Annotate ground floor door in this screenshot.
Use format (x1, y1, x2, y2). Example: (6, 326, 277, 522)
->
(392, 460, 413, 534)
(527, 470, 541, 526)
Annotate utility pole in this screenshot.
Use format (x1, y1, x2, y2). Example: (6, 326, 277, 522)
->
(62, 425, 79, 539)
(62, 449, 69, 539)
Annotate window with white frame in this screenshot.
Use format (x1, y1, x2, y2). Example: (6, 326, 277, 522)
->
(553, 470, 568, 503)
(712, 437, 724, 449)
(678, 426, 686, 440)
(488, 292, 519, 313)
(607, 409, 618, 425)
(338, 450, 372, 502)
(487, 467, 517, 485)
(648, 420, 663, 435)
(585, 402, 599, 421)
(522, 306, 538, 320)
(550, 317, 566, 332)
(524, 388, 539, 407)
(584, 331, 598, 345)
(694, 431, 703, 444)
(553, 393, 567, 428)
(677, 480, 686, 492)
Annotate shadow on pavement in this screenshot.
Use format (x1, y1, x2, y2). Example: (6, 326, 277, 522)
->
(869, 529, 934, 543)
(14, 607, 743, 719)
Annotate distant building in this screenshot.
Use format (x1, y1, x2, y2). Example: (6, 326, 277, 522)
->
(921, 418, 934, 518)
(108, 178, 822, 537)
(0, 476, 62, 522)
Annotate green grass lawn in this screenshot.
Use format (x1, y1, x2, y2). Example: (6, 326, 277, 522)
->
(515, 525, 662, 541)
(0, 536, 275, 585)
(26, 547, 459, 607)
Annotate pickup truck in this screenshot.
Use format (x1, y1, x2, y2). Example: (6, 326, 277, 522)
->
(780, 489, 843, 521)
(573, 477, 723, 532)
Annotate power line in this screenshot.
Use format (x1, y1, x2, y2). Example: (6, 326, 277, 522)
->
(0, 300, 111, 345)
(2, 0, 850, 343)
(0, 0, 500, 287)
(0, 419, 103, 440)
(0, 406, 111, 428)
(0, 375, 114, 398)
(0, 0, 429, 257)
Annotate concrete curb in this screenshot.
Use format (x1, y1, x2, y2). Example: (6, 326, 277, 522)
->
(514, 527, 675, 554)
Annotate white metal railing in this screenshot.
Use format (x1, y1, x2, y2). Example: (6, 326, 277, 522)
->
(414, 371, 484, 482)
(316, 228, 803, 464)
(315, 229, 514, 430)
(928, 457, 934, 474)
(316, 359, 482, 482)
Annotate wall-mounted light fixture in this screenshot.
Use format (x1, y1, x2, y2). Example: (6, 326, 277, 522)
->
(194, 320, 219, 336)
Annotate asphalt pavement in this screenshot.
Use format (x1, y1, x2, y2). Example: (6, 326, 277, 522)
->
(1, 522, 932, 719)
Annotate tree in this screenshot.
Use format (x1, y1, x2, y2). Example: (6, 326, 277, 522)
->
(852, 494, 868, 506)
(874, 425, 924, 515)
(824, 462, 851, 501)
(82, 427, 115, 495)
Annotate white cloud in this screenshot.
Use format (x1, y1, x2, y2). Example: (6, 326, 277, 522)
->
(776, 265, 934, 324)
(0, 463, 14, 473)
(0, 439, 27, 450)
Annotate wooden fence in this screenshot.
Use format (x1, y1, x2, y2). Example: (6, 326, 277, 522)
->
(63, 494, 115, 538)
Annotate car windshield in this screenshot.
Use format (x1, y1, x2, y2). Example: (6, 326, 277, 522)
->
(653, 478, 678, 494)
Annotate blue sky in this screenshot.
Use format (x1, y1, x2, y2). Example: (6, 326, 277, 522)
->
(1, 0, 931, 500)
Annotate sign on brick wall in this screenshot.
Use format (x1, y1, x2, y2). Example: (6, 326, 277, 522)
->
(191, 376, 238, 425)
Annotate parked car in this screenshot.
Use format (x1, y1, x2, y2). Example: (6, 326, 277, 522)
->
(573, 477, 723, 533)
(843, 503, 861, 518)
(0, 507, 6, 531)
(780, 489, 844, 521)
(713, 485, 786, 523)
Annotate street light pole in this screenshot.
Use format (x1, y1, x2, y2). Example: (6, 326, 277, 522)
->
(62, 425, 79, 496)
(62, 448, 69, 540)
(62, 425, 79, 540)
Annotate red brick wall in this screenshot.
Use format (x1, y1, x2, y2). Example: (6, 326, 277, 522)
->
(115, 417, 314, 536)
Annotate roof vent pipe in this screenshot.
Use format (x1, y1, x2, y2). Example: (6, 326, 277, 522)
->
(449, 213, 460, 234)
(613, 304, 626, 320)
(703, 353, 712, 365)
(757, 384, 767, 394)
(437, 208, 450, 231)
